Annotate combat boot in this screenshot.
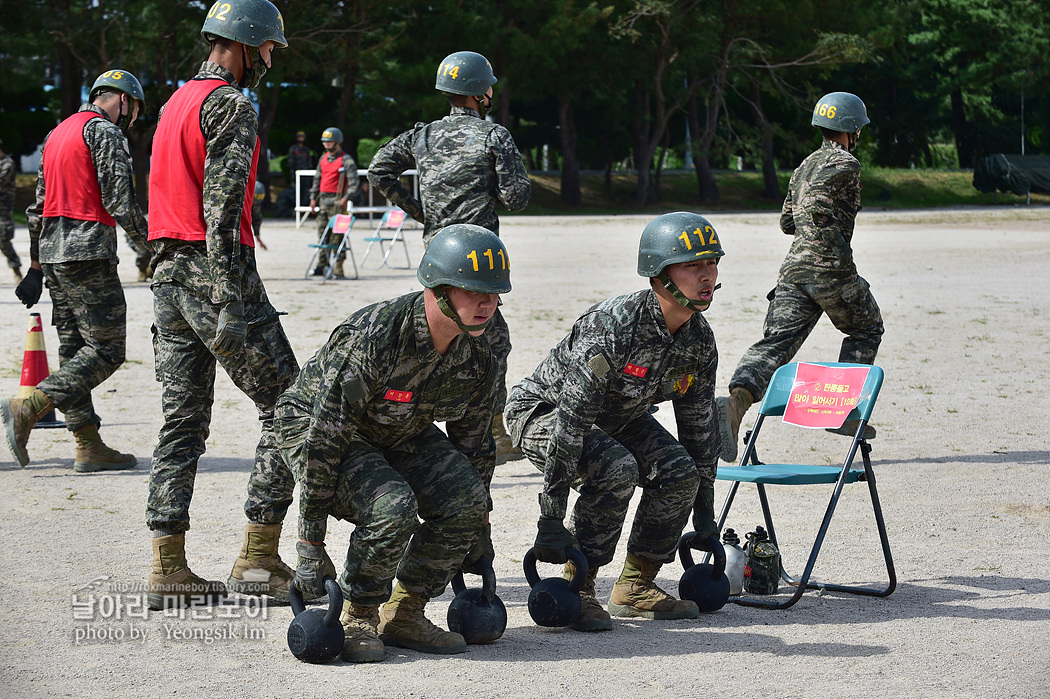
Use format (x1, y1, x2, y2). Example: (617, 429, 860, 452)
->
(147, 533, 227, 610)
(714, 386, 754, 462)
(331, 260, 345, 279)
(1, 388, 55, 468)
(827, 420, 877, 439)
(565, 560, 611, 632)
(226, 523, 295, 601)
(608, 553, 699, 620)
(73, 424, 137, 472)
(340, 600, 385, 663)
(377, 582, 467, 655)
(492, 414, 523, 464)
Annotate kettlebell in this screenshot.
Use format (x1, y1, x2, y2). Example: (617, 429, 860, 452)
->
(523, 546, 587, 627)
(447, 556, 507, 644)
(677, 531, 731, 613)
(743, 526, 781, 595)
(722, 528, 746, 596)
(287, 577, 345, 664)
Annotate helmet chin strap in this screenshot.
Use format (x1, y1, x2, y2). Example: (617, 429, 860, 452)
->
(657, 272, 718, 313)
(435, 287, 490, 333)
(115, 95, 133, 134)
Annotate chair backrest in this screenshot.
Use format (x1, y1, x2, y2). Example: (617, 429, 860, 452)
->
(383, 209, 406, 228)
(331, 214, 353, 234)
(758, 362, 884, 423)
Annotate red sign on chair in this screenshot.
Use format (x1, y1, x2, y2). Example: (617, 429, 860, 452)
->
(333, 214, 353, 233)
(783, 363, 870, 429)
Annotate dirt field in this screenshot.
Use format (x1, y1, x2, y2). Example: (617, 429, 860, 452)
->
(1, 207, 1048, 699)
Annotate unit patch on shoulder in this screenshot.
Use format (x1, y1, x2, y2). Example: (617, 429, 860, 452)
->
(588, 353, 611, 378)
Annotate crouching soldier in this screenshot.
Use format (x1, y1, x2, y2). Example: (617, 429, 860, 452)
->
(505, 212, 726, 631)
(279, 224, 507, 661)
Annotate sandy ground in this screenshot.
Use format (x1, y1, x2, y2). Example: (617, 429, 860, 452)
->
(1, 207, 1049, 698)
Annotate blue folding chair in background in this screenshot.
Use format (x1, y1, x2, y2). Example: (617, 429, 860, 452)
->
(305, 213, 358, 282)
(711, 361, 895, 609)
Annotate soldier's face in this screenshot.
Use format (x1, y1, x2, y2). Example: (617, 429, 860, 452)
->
(445, 287, 499, 336)
(665, 259, 719, 307)
(323, 141, 338, 152)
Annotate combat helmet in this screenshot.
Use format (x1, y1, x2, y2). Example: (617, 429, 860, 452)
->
(89, 69, 146, 133)
(811, 92, 869, 134)
(435, 51, 498, 96)
(320, 127, 343, 144)
(201, 0, 286, 89)
(638, 212, 723, 313)
(418, 224, 510, 332)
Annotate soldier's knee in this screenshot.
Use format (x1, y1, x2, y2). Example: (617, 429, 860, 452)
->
(374, 481, 419, 525)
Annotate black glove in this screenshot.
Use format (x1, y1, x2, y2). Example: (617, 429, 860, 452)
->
(533, 515, 579, 564)
(15, 268, 44, 308)
(210, 301, 248, 357)
(462, 522, 494, 576)
(294, 540, 329, 599)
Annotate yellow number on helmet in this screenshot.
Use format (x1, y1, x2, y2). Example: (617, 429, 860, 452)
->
(827, 106, 836, 119)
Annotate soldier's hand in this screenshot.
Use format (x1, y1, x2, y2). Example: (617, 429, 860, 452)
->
(408, 202, 425, 224)
(15, 267, 44, 308)
(294, 540, 329, 599)
(533, 515, 578, 564)
(210, 301, 248, 357)
(309, 199, 317, 214)
(462, 522, 494, 575)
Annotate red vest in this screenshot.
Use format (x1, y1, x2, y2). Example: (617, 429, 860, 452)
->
(318, 151, 346, 194)
(149, 78, 258, 246)
(41, 111, 116, 227)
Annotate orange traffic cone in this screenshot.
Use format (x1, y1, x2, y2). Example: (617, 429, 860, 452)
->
(19, 313, 64, 429)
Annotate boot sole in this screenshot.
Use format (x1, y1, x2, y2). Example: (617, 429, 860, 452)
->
(714, 396, 738, 463)
(341, 646, 385, 663)
(74, 459, 138, 473)
(572, 618, 613, 632)
(607, 601, 699, 620)
(0, 399, 29, 468)
(378, 633, 467, 655)
(226, 575, 291, 603)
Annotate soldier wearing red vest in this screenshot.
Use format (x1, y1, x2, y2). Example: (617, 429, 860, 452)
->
(144, 0, 301, 611)
(308, 126, 358, 278)
(3, 69, 149, 473)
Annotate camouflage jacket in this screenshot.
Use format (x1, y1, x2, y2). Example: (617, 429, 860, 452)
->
(0, 153, 14, 217)
(151, 62, 257, 305)
(778, 139, 862, 284)
(287, 143, 313, 175)
(308, 148, 359, 201)
(275, 292, 498, 543)
(367, 106, 531, 244)
(505, 289, 721, 519)
(25, 103, 149, 265)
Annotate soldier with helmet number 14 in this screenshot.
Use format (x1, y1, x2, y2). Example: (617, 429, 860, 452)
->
(505, 212, 727, 633)
(280, 225, 509, 662)
(715, 91, 884, 463)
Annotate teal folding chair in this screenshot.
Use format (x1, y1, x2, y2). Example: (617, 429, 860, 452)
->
(361, 209, 411, 269)
(305, 213, 358, 281)
(712, 362, 895, 609)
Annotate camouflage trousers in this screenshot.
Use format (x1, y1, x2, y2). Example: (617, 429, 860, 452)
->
(314, 194, 346, 267)
(281, 424, 487, 606)
(520, 409, 701, 568)
(1, 214, 18, 269)
(37, 260, 126, 432)
(482, 308, 511, 413)
(146, 281, 299, 533)
(730, 277, 884, 400)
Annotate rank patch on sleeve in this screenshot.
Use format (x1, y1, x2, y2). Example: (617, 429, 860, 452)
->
(384, 389, 413, 403)
(623, 363, 648, 378)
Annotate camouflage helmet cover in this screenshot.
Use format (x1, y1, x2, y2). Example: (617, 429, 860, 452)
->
(89, 69, 146, 110)
(811, 92, 870, 133)
(637, 211, 724, 278)
(435, 51, 498, 96)
(418, 224, 511, 294)
(201, 0, 287, 49)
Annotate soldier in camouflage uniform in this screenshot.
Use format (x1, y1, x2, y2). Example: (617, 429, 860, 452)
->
(287, 130, 313, 207)
(716, 92, 884, 462)
(0, 136, 20, 282)
(2, 70, 149, 473)
(284, 225, 507, 661)
(308, 126, 358, 278)
(368, 51, 531, 461)
(505, 212, 728, 631)
(144, 0, 300, 610)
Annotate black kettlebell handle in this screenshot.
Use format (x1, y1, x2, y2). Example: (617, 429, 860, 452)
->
(452, 556, 497, 603)
(677, 532, 727, 580)
(289, 577, 343, 629)
(523, 547, 588, 593)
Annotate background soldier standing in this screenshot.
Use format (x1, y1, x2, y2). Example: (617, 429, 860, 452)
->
(144, 0, 299, 610)
(308, 127, 358, 278)
(505, 212, 727, 631)
(283, 226, 506, 661)
(2, 70, 149, 473)
(0, 136, 20, 282)
(368, 51, 531, 461)
(287, 130, 313, 208)
(715, 92, 884, 462)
